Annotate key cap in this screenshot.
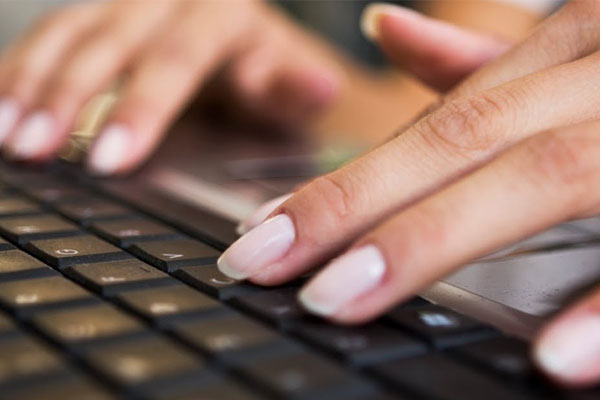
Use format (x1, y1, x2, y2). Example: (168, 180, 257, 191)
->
(6, 375, 115, 400)
(0, 250, 56, 282)
(453, 337, 535, 381)
(0, 214, 80, 244)
(294, 321, 427, 366)
(66, 259, 173, 296)
(238, 351, 376, 400)
(386, 305, 497, 348)
(370, 353, 536, 400)
(85, 335, 207, 390)
(174, 313, 283, 362)
(0, 276, 96, 316)
(174, 265, 260, 300)
(55, 199, 133, 224)
(0, 197, 42, 217)
(32, 303, 146, 347)
(232, 287, 306, 328)
(116, 284, 224, 326)
(25, 235, 129, 269)
(130, 239, 219, 272)
(151, 378, 263, 400)
(0, 313, 16, 337)
(90, 218, 178, 247)
(0, 335, 67, 386)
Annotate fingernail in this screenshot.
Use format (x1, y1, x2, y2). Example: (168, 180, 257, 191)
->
(0, 98, 19, 143)
(6, 110, 54, 159)
(218, 214, 295, 280)
(87, 124, 131, 176)
(237, 194, 293, 236)
(535, 315, 600, 380)
(299, 245, 386, 317)
(360, 3, 418, 41)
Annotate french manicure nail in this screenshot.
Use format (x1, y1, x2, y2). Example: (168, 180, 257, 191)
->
(0, 98, 19, 144)
(87, 124, 131, 176)
(218, 214, 295, 280)
(535, 315, 600, 380)
(360, 3, 418, 41)
(299, 245, 386, 317)
(237, 193, 293, 236)
(6, 110, 54, 159)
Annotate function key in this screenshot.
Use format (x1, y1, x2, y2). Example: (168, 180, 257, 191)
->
(116, 284, 225, 326)
(0, 276, 96, 317)
(67, 259, 173, 296)
(174, 264, 259, 300)
(370, 353, 534, 400)
(0, 214, 81, 244)
(130, 239, 219, 272)
(232, 287, 306, 328)
(32, 303, 147, 348)
(0, 197, 42, 217)
(90, 218, 178, 247)
(84, 335, 207, 391)
(237, 351, 376, 400)
(25, 235, 129, 269)
(54, 199, 133, 225)
(0, 335, 68, 386)
(0, 250, 56, 282)
(294, 321, 426, 366)
(386, 305, 497, 348)
(173, 313, 282, 362)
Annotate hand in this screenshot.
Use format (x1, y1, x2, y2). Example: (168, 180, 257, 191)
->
(219, 1, 600, 387)
(0, 0, 339, 175)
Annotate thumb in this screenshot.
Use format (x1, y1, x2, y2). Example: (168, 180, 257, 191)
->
(361, 3, 511, 92)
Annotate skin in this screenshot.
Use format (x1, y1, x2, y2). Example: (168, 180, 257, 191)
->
(227, 0, 600, 387)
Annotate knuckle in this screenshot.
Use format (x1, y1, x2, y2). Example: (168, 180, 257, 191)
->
(308, 173, 358, 223)
(417, 92, 513, 160)
(153, 37, 197, 70)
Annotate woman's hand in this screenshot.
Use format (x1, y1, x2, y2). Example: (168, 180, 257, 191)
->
(219, 1, 600, 387)
(0, 0, 341, 175)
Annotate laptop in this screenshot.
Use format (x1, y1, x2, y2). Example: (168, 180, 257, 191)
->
(0, 109, 598, 400)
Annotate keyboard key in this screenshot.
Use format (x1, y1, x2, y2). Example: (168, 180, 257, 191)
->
(0, 197, 42, 217)
(370, 353, 535, 400)
(0, 276, 95, 316)
(0, 335, 67, 386)
(151, 378, 262, 400)
(0, 313, 16, 337)
(55, 199, 133, 224)
(116, 285, 224, 326)
(90, 218, 178, 247)
(25, 235, 129, 269)
(386, 305, 497, 348)
(232, 287, 306, 328)
(85, 335, 206, 390)
(130, 239, 219, 272)
(6, 375, 115, 400)
(67, 259, 172, 296)
(174, 264, 259, 300)
(0, 214, 80, 244)
(453, 337, 535, 381)
(294, 321, 427, 366)
(32, 304, 146, 347)
(238, 351, 376, 400)
(23, 185, 89, 204)
(0, 250, 56, 281)
(174, 313, 282, 362)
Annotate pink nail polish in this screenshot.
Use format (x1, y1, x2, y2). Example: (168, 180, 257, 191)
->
(299, 245, 386, 317)
(87, 124, 131, 176)
(6, 110, 54, 159)
(236, 194, 293, 236)
(218, 214, 295, 280)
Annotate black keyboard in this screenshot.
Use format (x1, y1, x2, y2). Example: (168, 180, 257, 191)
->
(0, 166, 597, 400)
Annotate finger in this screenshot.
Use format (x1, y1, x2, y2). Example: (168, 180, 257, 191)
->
(219, 51, 600, 284)
(3, 1, 177, 160)
(298, 120, 600, 323)
(535, 286, 600, 386)
(0, 3, 104, 142)
(361, 3, 510, 91)
(87, 1, 256, 175)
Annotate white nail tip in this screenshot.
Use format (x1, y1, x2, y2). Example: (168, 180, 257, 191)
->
(88, 124, 131, 176)
(0, 98, 19, 143)
(299, 245, 386, 317)
(217, 255, 249, 280)
(360, 3, 402, 41)
(8, 111, 54, 159)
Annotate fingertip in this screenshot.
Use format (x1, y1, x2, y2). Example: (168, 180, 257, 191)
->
(0, 97, 20, 145)
(360, 3, 417, 42)
(86, 123, 132, 176)
(4, 110, 55, 160)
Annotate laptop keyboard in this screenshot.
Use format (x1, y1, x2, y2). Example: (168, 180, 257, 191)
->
(0, 167, 598, 400)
